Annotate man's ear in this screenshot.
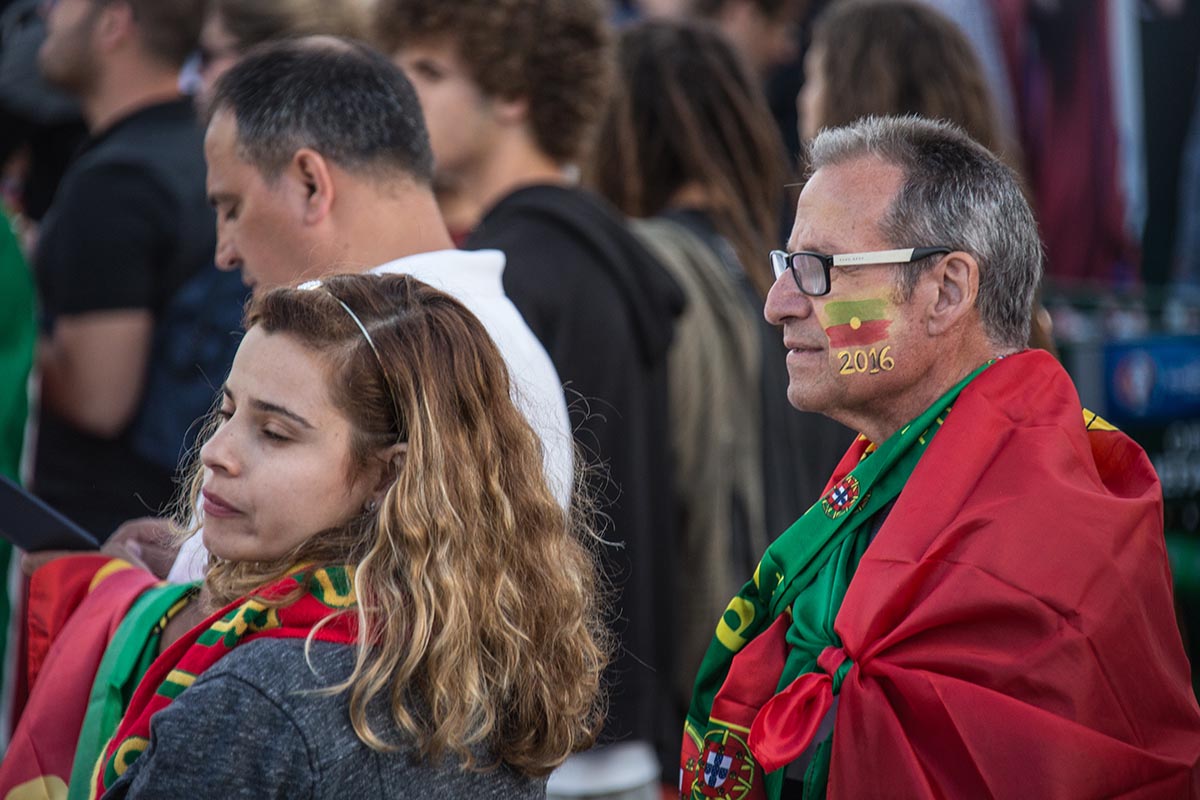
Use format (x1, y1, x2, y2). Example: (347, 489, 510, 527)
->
(926, 252, 980, 336)
(94, 0, 135, 51)
(290, 148, 336, 225)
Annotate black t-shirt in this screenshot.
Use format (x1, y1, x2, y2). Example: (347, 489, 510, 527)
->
(33, 99, 217, 538)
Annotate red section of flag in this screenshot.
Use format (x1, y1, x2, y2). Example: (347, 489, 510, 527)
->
(823, 350, 1200, 797)
(825, 319, 891, 348)
(0, 557, 156, 796)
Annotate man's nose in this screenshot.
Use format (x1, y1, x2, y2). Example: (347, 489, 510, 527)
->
(764, 271, 814, 326)
(214, 234, 242, 271)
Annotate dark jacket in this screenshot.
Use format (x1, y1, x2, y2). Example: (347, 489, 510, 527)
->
(468, 184, 685, 764)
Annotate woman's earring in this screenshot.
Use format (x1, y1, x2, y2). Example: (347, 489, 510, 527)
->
(365, 499, 379, 513)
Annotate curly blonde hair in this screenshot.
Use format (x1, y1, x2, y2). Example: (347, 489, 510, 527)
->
(175, 273, 608, 775)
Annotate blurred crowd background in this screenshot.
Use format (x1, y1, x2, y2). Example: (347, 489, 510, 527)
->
(1, 0, 1199, 785)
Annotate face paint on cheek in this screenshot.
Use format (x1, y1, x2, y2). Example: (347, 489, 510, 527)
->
(818, 295, 899, 376)
(820, 296, 892, 346)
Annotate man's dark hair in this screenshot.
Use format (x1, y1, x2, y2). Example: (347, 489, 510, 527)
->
(207, 37, 434, 184)
(691, 0, 799, 18)
(124, 0, 205, 68)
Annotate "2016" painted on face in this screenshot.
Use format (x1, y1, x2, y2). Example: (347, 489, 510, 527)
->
(837, 345, 894, 375)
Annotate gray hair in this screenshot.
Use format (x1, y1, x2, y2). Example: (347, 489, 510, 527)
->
(807, 115, 1042, 350)
(207, 37, 433, 185)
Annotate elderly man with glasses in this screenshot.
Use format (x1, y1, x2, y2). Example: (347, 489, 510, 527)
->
(680, 115, 1200, 799)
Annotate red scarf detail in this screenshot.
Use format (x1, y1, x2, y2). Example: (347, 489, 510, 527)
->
(94, 566, 358, 794)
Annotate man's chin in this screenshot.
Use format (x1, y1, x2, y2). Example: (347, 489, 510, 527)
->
(36, 60, 74, 95)
(785, 387, 825, 414)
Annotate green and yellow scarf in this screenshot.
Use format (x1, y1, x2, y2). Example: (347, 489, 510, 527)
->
(92, 566, 359, 797)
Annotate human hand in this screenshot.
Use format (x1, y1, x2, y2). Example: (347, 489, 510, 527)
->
(103, 516, 181, 579)
(19, 549, 76, 577)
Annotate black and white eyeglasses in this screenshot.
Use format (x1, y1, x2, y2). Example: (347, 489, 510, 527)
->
(769, 247, 952, 296)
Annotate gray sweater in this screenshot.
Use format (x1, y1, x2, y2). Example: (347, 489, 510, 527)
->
(102, 638, 546, 799)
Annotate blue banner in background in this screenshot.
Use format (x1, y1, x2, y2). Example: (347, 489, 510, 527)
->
(1105, 336, 1200, 424)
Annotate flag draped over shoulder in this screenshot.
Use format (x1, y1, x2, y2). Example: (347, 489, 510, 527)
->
(93, 565, 359, 797)
(67, 582, 196, 800)
(682, 349, 1200, 799)
(681, 363, 988, 799)
(0, 557, 158, 800)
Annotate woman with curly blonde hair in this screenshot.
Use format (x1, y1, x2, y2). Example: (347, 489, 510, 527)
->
(96, 273, 608, 797)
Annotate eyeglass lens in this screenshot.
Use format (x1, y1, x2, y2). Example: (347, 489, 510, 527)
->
(793, 255, 828, 295)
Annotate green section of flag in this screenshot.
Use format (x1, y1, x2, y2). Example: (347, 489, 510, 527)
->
(824, 298, 888, 327)
(684, 361, 993, 800)
(69, 582, 198, 800)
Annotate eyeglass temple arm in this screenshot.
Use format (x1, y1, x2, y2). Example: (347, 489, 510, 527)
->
(831, 247, 951, 266)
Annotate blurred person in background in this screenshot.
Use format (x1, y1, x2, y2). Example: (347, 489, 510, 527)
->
(798, 0, 1014, 161)
(192, 0, 370, 106)
(32, 0, 242, 538)
(689, 0, 803, 79)
(377, 1, 685, 796)
(913, 0, 1018, 147)
(798, 0, 1055, 352)
(0, 0, 85, 231)
(689, 0, 813, 165)
(990, 0, 1138, 286)
(589, 18, 852, 727)
(629, 0, 691, 16)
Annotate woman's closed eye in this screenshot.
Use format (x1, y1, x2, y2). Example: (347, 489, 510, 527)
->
(215, 405, 289, 442)
(260, 425, 291, 443)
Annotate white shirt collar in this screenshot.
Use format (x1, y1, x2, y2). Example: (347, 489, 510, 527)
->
(371, 249, 506, 298)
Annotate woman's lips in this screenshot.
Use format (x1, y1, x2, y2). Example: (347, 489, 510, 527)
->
(201, 489, 242, 518)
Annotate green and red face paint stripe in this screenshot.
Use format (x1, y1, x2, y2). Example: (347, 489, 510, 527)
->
(823, 298, 891, 347)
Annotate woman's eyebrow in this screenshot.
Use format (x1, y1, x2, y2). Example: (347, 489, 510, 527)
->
(252, 398, 315, 429)
(220, 385, 315, 429)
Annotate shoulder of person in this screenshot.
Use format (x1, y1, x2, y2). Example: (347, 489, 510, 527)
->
(196, 637, 357, 700)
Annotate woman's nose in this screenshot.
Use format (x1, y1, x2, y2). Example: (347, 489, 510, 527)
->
(200, 417, 241, 476)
